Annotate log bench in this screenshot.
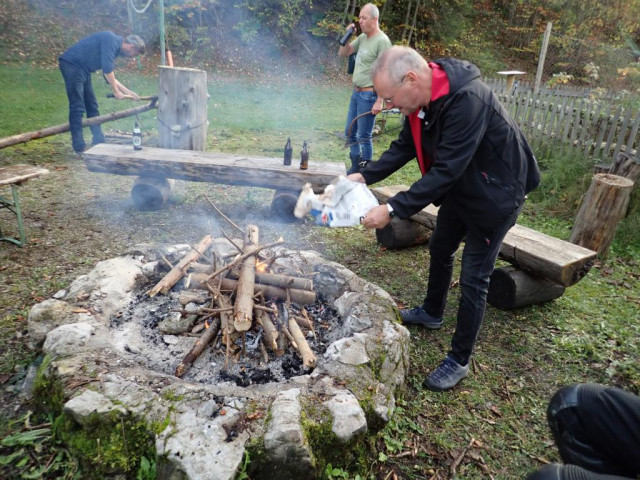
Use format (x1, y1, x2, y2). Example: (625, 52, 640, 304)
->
(82, 143, 346, 219)
(372, 185, 598, 310)
(0, 165, 49, 247)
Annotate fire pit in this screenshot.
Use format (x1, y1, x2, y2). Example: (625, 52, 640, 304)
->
(27, 238, 410, 480)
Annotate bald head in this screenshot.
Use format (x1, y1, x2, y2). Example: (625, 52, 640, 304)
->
(362, 3, 379, 19)
(372, 46, 428, 85)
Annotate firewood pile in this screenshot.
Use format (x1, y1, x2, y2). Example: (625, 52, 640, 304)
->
(146, 226, 320, 380)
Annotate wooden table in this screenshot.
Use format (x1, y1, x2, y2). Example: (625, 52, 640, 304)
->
(0, 165, 49, 246)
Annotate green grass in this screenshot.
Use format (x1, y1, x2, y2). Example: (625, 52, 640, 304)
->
(1, 64, 638, 480)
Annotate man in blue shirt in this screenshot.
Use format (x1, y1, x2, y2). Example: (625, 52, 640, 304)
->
(59, 32, 145, 154)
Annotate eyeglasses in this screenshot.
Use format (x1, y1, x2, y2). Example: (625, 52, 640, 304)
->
(382, 75, 406, 105)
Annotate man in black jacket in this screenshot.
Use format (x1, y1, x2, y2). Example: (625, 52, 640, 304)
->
(349, 46, 540, 391)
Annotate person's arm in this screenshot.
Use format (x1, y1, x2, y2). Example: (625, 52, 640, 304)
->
(104, 72, 140, 100)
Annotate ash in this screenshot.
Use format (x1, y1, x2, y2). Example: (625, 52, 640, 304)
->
(110, 283, 340, 387)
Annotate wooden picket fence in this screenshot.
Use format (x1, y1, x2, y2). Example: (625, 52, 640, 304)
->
(486, 77, 640, 164)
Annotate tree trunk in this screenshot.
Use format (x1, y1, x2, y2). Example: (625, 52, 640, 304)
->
(234, 225, 259, 331)
(157, 66, 208, 151)
(407, 0, 421, 46)
(569, 173, 634, 257)
(488, 266, 566, 310)
(401, 0, 413, 43)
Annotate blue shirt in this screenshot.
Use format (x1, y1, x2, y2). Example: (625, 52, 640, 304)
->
(60, 31, 123, 74)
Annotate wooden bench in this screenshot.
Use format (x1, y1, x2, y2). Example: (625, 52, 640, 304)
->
(0, 165, 49, 247)
(372, 185, 598, 310)
(82, 144, 346, 218)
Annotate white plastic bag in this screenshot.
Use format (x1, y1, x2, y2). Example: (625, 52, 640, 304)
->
(294, 176, 379, 227)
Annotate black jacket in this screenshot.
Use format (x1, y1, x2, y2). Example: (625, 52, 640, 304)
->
(361, 58, 540, 236)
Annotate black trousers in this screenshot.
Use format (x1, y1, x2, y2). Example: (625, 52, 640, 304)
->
(423, 200, 522, 366)
(527, 383, 640, 480)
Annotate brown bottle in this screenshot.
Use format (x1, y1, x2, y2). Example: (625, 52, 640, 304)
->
(300, 141, 309, 170)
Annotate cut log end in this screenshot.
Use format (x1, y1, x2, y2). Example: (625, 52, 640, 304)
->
(271, 189, 300, 223)
(488, 266, 566, 310)
(131, 176, 173, 210)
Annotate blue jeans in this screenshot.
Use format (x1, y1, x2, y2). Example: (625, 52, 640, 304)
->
(59, 59, 105, 152)
(423, 200, 523, 366)
(344, 90, 377, 161)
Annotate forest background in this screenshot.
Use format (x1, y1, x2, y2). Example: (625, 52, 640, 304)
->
(3, 0, 640, 93)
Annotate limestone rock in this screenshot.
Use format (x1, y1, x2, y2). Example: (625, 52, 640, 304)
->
(27, 298, 93, 349)
(264, 388, 313, 477)
(64, 389, 126, 426)
(324, 391, 367, 443)
(43, 322, 95, 357)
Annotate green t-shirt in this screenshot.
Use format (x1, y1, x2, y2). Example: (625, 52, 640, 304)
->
(350, 31, 392, 88)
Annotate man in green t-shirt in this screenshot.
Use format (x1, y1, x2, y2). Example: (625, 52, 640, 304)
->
(338, 3, 391, 174)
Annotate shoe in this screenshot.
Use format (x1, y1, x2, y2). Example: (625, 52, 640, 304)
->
(400, 306, 443, 329)
(423, 356, 469, 392)
(346, 153, 362, 174)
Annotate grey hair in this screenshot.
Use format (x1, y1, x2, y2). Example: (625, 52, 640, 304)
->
(125, 34, 146, 55)
(372, 45, 428, 85)
(362, 3, 380, 19)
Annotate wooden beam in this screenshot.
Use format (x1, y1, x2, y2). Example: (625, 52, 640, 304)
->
(83, 143, 346, 191)
(0, 99, 158, 150)
(372, 185, 597, 287)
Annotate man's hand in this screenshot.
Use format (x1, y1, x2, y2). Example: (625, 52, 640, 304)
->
(360, 204, 392, 230)
(346, 173, 365, 183)
(372, 97, 384, 115)
(112, 90, 125, 99)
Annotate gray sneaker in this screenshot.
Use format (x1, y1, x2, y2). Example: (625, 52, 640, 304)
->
(423, 356, 469, 391)
(400, 306, 443, 329)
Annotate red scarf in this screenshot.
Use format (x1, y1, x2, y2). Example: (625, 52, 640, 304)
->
(407, 62, 450, 175)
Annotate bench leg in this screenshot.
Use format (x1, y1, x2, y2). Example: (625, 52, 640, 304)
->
(0, 184, 27, 247)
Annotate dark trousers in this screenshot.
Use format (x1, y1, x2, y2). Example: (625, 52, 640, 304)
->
(423, 200, 521, 366)
(59, 59, 105, 152)
(526, 384, 640, 480)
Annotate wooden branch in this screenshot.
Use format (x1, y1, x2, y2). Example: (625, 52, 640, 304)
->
(0, 100, 158, 150)
(288, 317, 316, 368)
(255, 309, 280, 354)
(202, 194, 244, 234)
(174, 317, 220, 378)
(228, 270, 314, 291)
(205, 238, 285, 283)
(234, 225, 259, 331)
(148, 235, 214, 297)
(217, 277, 316, 305)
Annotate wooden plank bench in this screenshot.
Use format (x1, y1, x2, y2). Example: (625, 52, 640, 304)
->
(0, 165, 49, 247)
(372, 185, 598, 309)
(83, 143, 346, 218)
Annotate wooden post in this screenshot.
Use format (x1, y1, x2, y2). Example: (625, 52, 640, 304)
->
(488, 266, 565, 310)
(569, 173, 634, 257)
(157, 66, 209, 151)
